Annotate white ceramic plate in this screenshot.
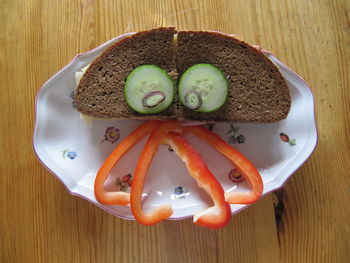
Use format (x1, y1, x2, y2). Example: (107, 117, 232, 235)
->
(33, 33, 317, 220)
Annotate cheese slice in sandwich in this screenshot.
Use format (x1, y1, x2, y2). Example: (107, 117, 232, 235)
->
(74, 28, 291, 123)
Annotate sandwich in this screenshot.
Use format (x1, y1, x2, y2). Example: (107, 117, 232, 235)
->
(75, 27, 291, 123)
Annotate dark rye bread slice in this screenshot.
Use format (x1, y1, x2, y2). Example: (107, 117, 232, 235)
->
(176, 31, 291, 123)
(75, 27, 177, 119)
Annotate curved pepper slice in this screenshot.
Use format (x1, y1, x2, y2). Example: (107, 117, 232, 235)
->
(163, 131, 231, 229)
(94, 120, 160, 205)
(184, 125, 263, 204)
(130, 121, 180, 225)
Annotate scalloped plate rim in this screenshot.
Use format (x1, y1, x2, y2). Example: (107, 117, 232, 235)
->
(33, 32, 318, 221)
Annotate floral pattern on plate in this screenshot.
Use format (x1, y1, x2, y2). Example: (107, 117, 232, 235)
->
(228, 168, 245, 184)
(116, 174, 132, 192)
(33, 34, 317, 221)
(280, 132, 296, 146)
(101, 127, 120, 144)
(174, 186, 189, 199)
(227, 124, 246, 144)
(61, 149, 77, 160)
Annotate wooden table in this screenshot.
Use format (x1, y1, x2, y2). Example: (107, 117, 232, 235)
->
(1, 0, 349, 262)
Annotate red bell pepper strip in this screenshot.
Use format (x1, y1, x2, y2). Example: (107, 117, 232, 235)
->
(163, 131, 231, 229)
(184, 125, 263, 204)
(94, 120, 160, 205)
(130, 121, 180, 225)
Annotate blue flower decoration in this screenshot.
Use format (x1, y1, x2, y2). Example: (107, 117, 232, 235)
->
(236, 134, 246, 144)
(174, 186, 184, 195)
(69, 91, 76, 109)
(67, 151, 77, 160)
(228, 135, 237, 144)
(227, 124, 246, 144)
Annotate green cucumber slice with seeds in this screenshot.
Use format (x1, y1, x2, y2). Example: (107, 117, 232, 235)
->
(124, 65, 174, 114)
(178, 64, 228, 112)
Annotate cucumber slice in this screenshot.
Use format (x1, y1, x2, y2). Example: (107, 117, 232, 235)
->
(178, 64, 228, 112)
(124, 65, 174, 114)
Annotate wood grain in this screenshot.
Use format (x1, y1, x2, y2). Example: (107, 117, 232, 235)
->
(1, 0, 349, 262)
